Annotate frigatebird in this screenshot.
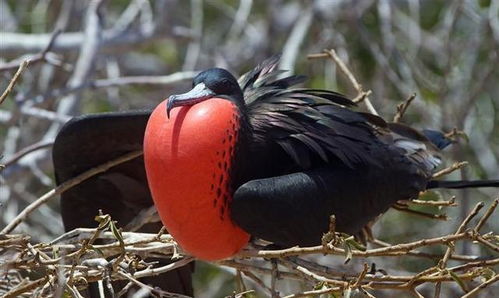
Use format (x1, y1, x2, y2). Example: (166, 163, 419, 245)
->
(54, 56, 499, 292)
(143, 56, 499, 260)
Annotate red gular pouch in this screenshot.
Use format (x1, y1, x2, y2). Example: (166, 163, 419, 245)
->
(144, 98, 250, 261)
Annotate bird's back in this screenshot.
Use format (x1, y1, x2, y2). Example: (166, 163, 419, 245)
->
(232, 56, 440, 244)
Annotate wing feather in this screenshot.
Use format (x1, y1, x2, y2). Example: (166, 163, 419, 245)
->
(242, 56, 441, 174)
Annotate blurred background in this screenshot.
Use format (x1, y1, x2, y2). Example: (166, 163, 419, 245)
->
(1, 0, 498, 296)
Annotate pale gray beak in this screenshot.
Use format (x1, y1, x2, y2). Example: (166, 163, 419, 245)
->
(166, 83, 215, 118)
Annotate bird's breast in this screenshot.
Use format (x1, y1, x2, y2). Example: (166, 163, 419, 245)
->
(143, 98, 250, 260)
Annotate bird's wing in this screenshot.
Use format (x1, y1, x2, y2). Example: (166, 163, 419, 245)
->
(240, 56, 442, 174)
(52, 111, 193, 296)
(384, 122, 443, 174)
(241, 65, 384, 170)
(231, 164, 427, 247)
(53, 111, 153, 230)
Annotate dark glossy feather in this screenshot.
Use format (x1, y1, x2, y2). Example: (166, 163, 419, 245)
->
(237, 56, 441, 175)
(230, 56, 449, 247)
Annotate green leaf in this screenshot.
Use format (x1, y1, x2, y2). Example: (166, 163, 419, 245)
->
(94, 214, 111, 229)
(343, 242, 352, 264)
(345, 237, 366, 251)
(449, 270, 467, 292)
(479, 268, 495, 281)
(109, 220, 124, 246)
(89, 244, 104, 256)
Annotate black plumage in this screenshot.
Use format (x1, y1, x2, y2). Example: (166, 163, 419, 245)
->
(228, 56, 440, 246)
(53, 55, 499, 293)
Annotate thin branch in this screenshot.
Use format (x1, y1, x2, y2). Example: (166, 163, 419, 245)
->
(370, 238, 478, 262)
(473, 235, 499, 253)
(0, 29, 188, 56)
(432, 161, 469, 179)
(0, 29, 62, 72)
(474, 197, 498, 232)
(408, 196, 457, 207)
(434, 202, 484, 298)
(461, 274, 499, 298)
(2, 276, 49, 298)
(23, 72, 197, 105)
(393, 93, 417, 122)
(0, 150, 143, 234)
(1, 141, 53, 169)
(309, 49, 379, 115)
(0, 60, 30, 106)
(121, 257, 194, 280)
(116, 271, 191, 298)
(240, 270, 275, 296)
(392, 204, 448, 221)
(282, 287, 342, 298)
(352, 263, 370, 288)
(308, 51, 362, 92)
(238, 231, 475, 259)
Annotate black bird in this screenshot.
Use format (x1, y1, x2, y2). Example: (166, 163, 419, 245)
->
(54, 55, 499, 279)
(141, 56, 499, 260)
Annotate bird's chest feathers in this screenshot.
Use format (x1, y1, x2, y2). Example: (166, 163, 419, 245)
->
(143, 98, 249, 260)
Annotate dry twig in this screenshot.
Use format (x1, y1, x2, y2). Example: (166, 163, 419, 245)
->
(308, 49, 379, 115)
(393, 93, 417, 122)
(0, 60, 30, 106)
(1, 150, 143, 234)
(433, 161, 469, 179)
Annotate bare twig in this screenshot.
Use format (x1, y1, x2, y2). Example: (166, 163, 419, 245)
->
(408, 196, 457, 207)
(0, 29, 188, 56)
(240, 270, 275, 296)
(282, 286, 342, 298)
(461, 274, 499, 298)
(239, 231, 475, 259)
(116, 271, 191, 298)
(2, 276, 49, 298)
(227, 0, 253, 40)
(1, 150, 143, 234)
(309, 49, 379, 115)
(23, 72, 197, 105)
(474, 198, 498, 232)
(392, 204, 448, 220)
(352, 263, 369, 288)
(444, 128, 468, 141)
(0, 60, 30, 106)
(393, 93, 417, 122)
(1, 141, 53, 169)
(434, 202, 484, 297)
(433, 161, 469, 179)
(0, 29, 62, 72)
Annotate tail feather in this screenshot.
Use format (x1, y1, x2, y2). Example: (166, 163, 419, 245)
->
(422, 129, 453, 150)
(427, 179, 499, 189)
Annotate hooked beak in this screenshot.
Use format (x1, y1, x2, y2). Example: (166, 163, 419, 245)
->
(166, 83, 215, 118)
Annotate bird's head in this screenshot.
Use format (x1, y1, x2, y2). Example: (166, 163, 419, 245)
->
(167, 68, 243, 118)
